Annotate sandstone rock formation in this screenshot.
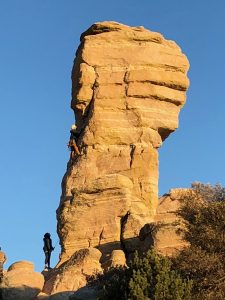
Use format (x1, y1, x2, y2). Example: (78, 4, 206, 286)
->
(43, 248, 102, 295)
(57, 21, 189, 267)
(102, 249, 126, 270)
(150, 189, 189, 256)
(0, 261, 44, 300)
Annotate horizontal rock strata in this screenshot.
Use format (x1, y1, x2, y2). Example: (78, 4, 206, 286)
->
(57, 21, 189, 266)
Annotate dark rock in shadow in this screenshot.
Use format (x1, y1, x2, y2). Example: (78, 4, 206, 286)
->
(0, 285, 41, 300)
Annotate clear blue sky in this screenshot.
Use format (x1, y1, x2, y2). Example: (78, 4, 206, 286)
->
(0, 1, 225, 272)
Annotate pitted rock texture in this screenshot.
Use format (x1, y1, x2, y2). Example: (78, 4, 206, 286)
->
(57, 21, 189, 265)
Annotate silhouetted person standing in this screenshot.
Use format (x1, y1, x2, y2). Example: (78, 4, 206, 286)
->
(43, 233, 54, 270)
(0, 247, 7, 283)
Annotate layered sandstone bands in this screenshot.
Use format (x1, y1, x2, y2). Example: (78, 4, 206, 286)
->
(57, 21, 189, 265)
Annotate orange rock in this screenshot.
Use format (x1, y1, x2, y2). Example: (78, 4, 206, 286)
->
(0, 261, 44, 300)
(57, 21, 189, 271)
(43, 248, 102, 295)
(152, 189, 190, 256)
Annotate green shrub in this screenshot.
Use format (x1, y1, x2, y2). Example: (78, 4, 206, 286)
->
(127, 249, 192, 300)
(173, 183, 225, 299)
(98, 249, 192, 300)
(178, 182, 225, 254)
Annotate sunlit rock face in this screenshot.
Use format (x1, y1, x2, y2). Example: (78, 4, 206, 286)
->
(43, 248, 102, 295)
(56, 21, 189, 265)
(152, 189, 190, 256)
(0, 261, 44, 300)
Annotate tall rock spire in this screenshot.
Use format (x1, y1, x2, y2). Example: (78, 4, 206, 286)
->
(57, 21, 189, 265)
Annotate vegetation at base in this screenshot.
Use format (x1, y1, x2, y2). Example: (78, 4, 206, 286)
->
(173, 182, 225, 299)
(95, 183, 225, 299)
(97, 249, 192, 300)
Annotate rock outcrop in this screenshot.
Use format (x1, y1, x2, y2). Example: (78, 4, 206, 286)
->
(150, 189, 189, 256)
(102, 249, 126, 270)
(57, 21, 189, 267)
(43, 248, 102, 295)
(0, 261, 44, 300)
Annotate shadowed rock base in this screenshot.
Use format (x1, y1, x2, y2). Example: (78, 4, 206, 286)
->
(0, 261, 44, 300)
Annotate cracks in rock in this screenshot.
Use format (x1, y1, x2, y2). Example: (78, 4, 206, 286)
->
(138, 180, 147, 203)
(129, 144, 136, 168)
(124, 70, 129, 100)
(78, 187, 122, 196)
(124, 70, 144, 128)
(123, 67, 185, 108)
(74, 66, 99, 152)
(98, 228, 104, 246)
(126, 93, 181, 106)
(139, 181, 143, 199)
(137, 129, 144, 143)
(79, 68, 98, 124)
(130, 108, 142, 127)
(145, 79, 187, 92)
(120, 211, 130, 258)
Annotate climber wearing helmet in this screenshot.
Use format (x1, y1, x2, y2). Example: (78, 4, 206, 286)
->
(67, 124, 81, 160)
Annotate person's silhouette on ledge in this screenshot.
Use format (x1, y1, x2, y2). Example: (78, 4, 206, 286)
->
(43, 233, 54, 270)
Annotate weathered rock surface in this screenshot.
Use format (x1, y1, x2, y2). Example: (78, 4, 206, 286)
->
(43, 248, 102, 296)
(57, 21, 189, 268)
(102, 249, 126, 270)
(0, 260, 44, 300)
(151, 189, 189, 256)
(70, 286, 100, 300)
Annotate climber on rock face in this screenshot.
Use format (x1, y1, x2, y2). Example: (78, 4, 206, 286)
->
(43, 233, 54, 270)
(67, 124, 81, 160)
(0, 247, 7, 282)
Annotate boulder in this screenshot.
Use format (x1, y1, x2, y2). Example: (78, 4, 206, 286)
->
(70, 286, 100, 300)
(0, 260, 44, 300)
(152, 189, 190, 256)
(7, 261, 34, 271)
(43, 248, 102, 295)
(102, 250, 126, 270)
